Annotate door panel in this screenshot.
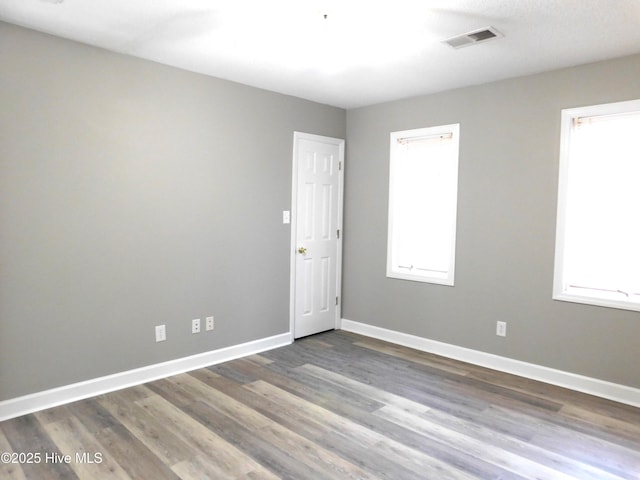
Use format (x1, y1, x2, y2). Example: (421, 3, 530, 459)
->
(302, 257, 314, 315)
(291, 133, 344, 339)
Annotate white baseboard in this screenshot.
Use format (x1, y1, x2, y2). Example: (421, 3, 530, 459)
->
(0, 332, 292, 421)
(340, 319, 640, 408)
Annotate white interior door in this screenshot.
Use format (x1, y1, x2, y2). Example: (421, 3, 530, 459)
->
(290, 132, 344, 339)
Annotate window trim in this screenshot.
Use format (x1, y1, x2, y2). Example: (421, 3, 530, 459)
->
(553, 99, 640, 312)
(387, 124, 460, 286)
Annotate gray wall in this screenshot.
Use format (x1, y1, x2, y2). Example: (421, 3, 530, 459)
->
(0, 22, 345, 401)
(344, 54, 640, 389)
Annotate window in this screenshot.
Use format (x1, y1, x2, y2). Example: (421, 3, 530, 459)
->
(554, 99, 640, 312)
(387, 124, 460, 285)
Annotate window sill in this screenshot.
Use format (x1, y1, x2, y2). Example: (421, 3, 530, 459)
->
(387, 270, 454, 286)
(553, 290, 640, 313)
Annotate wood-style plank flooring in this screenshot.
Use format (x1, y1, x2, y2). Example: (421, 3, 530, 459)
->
(2, 331, 640, 479)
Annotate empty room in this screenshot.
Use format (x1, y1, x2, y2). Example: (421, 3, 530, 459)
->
(1, 0, 640, 478)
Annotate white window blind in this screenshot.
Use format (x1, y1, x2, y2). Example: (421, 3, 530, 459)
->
(387, 124, 460, 285)
(554, 100, 640, 311)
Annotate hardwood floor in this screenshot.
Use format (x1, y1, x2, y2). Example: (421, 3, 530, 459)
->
(2, 330, 640, 479)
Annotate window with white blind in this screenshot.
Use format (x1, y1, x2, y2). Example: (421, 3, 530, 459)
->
(387, 124, 460, 285)
(554, 99, 640, 311)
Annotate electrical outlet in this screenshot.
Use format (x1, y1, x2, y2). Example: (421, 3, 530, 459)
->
(155, 325, 166, 342)
(192, 318, 201, 334)
(206, 316, 214, 331)
(496, 321, 507, 337)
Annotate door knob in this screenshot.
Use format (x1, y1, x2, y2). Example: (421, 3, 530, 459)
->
(297, 246, 307, 254)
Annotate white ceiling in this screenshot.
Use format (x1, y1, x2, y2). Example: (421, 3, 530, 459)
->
(2, 0, 640, 109)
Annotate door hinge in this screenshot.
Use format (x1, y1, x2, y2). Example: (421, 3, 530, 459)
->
(337, 229, 340, 239)
(339, 161, 342, 171)
(336, 296, 339, 306)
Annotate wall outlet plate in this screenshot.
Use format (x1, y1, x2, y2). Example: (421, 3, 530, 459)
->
(192, 318, 201, 334)
(206, 316, 214, 331)
(155, 325, 166, 342)
(496, 321, 507, 337)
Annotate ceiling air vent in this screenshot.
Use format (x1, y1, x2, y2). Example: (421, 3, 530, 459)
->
(443, 26, 503, 49)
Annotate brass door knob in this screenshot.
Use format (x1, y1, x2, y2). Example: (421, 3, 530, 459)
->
(297, 247, 307, 254)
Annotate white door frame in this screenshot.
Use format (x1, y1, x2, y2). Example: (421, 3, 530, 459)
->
(289, 131, 345, 338)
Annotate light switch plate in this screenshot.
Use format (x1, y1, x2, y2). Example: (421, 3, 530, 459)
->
(282, 210, 290, 224)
